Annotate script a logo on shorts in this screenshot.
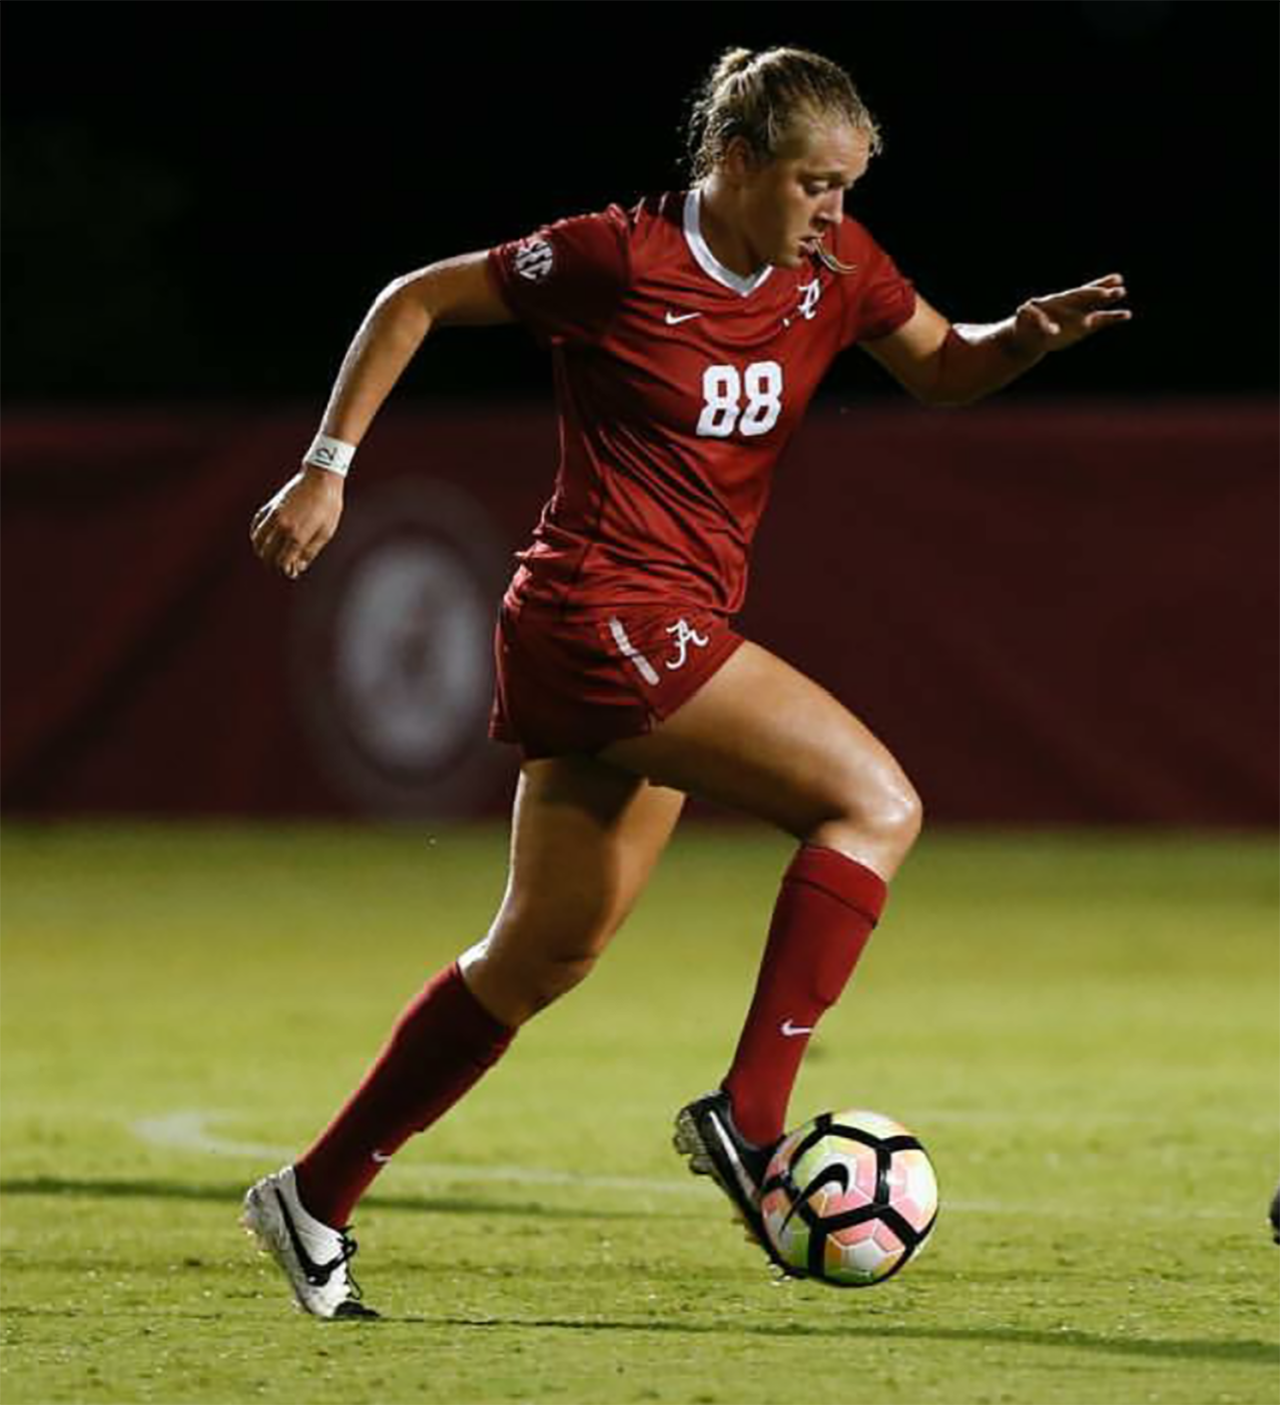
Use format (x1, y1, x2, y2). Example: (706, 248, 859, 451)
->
(665, 618, 709, 671)
(514, 236, 554, 283)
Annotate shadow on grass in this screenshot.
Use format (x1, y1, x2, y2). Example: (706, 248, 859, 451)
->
(0, 1176, 692, 1222)
(429, 1314, 1279, 1366)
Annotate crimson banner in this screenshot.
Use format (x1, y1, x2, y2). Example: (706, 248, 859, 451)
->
(2, 403, 1275, 824)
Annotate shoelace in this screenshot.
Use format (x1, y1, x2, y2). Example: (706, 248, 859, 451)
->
(337, 1230, 365, 1302)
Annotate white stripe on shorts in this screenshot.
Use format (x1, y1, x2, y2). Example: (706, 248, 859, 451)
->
(607, 616, 660, 686)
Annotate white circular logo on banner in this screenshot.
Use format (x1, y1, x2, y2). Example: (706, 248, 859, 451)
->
(291, 477, 513, 816)
(333, 543, 490, 773)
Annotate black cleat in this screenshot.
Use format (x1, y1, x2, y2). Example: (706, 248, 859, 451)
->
(1269, 1180, 1279, 1245)
(674, 1090, 792, 1273)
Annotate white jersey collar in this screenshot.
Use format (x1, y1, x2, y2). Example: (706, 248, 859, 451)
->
(683, 189, 773, 298)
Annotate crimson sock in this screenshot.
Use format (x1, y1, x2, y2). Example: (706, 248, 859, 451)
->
(722, 844, 887, 1146)
(294, 961, 513, 1227)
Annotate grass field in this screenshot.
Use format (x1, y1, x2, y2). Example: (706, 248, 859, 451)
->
(1, 822, 1277, 1404)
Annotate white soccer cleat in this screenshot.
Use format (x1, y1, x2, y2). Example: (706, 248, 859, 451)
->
(241, 1165, 378, 1319)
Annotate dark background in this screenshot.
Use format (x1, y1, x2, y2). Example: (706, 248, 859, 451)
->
(3, 0, 1277, 405)
(2, 2, 1276, 826)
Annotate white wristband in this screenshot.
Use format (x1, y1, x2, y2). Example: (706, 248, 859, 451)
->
(303, 433, 356, 478)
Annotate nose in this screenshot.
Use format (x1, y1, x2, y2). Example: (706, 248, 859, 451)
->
(816, 189, 844, 228)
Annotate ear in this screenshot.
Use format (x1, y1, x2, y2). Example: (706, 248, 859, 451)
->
(720, 134, 764, 188)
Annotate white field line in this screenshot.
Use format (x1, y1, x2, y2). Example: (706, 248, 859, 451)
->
(911, 1108, 1280, 1131)
(131, 1111, 700, 1196)
(129, 1111, 1256, 1221)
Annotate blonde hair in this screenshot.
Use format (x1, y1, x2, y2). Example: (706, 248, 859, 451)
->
(685, 46, 882, 182)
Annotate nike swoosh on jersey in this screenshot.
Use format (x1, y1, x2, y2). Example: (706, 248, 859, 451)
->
(274, 1188, 347, 1286)
(664, 310, 702, 325)
(779, 1018, 815, 1037)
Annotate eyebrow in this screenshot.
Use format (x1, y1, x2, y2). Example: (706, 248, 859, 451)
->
(802, 170, 859, 186)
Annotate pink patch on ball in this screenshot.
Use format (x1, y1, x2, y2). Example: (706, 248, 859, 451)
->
(894, 1194, 934, 1233)
(816, 1181, 873, 1220)
(829, 1217, 877, 1249)
(854, 1151, 880, 1199)
(872, 1219, 906, 1254)
(761, 1187, 789, 1219)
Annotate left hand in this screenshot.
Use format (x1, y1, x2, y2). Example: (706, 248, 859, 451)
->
(1014, 273, 1131, 355)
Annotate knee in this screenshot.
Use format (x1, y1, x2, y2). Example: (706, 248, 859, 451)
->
(520, 949, 600, 1016)
(812, 765, 923, 870)
(461, 932, 603, 1027)
(872, 773, 924, 851)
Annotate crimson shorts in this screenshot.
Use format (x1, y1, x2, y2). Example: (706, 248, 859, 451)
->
(490, 599, 745, 760)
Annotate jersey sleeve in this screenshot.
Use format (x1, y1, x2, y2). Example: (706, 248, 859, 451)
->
(487, 205, 631, 346)
(837, 221, 917, 347)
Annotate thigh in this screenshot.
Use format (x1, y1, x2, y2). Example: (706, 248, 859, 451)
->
(601, 640, 918, 873)
(479, 753, 686, 965)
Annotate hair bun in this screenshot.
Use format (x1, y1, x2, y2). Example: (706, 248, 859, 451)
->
(684, 45, 880, 183)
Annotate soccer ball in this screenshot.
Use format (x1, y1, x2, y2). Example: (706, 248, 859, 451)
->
(760, 1108, 938, 1287)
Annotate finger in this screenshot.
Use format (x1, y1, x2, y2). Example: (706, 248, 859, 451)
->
(1054, 284, 1127, 310)
(250, 516, 275, 559)
(286, 539, 323, 579)
(1041, 282, 1127, 315)
(278, 522, 327, 579)
(1050, 275, 1123, 299)
(256, 523, 294, 568)
(250, 502, 273, 542)
(256, 519, 293, 564)
(277, 535, 310, 579)
(251, 501, 292, 555)
(1081, 280, 1127, 298)
(1083, 309, 1133, 330)
(251, 525, 279, 562)
(249, 478, 297, 548)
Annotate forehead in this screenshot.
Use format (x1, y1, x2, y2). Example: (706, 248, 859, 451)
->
(782, 119, 871, 178)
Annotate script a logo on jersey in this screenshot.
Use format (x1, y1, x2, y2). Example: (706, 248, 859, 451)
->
(783, 278, 823, 329)
(514, 237, 554, 283)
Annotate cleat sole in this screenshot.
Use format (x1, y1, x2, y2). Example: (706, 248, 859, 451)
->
(674, 1105, 745, 1206)
(673, 1107, 716, 1179)
(332, 1300, 381, 1320)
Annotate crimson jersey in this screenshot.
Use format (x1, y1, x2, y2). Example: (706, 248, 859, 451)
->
(487, 190, 915, 617)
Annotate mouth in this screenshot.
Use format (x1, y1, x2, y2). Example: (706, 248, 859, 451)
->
(798, 234, 824, 256)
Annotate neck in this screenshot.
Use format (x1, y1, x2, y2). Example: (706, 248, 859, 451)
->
(697, 177, 762, 279)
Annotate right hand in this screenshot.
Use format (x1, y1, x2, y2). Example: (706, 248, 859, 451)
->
(249, 466, 344, 580)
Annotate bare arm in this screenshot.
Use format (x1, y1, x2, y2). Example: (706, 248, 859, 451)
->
(863, 274, 1131, 408)
(250, 252, 514, 578)
(316, 252, 514, 446)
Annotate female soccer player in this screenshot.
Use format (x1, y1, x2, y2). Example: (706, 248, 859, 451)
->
(244, 46, 1130, 1317)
